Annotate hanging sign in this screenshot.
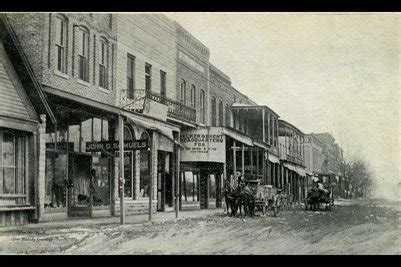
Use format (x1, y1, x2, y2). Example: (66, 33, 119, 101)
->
(180, 127, 226, 163)
(86, 139, 148, 153)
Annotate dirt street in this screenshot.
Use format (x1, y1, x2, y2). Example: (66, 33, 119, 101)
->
(0, 198, 399, 255)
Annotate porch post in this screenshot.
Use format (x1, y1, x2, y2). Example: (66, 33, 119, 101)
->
(241, 144, 245, 177)
(118, 114, 125, 225)
(233, 140, 236, 182)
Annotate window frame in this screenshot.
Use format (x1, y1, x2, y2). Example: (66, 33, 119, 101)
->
(0, 130, 26, 197)
(160, 70, 166, 97)
(78, 27, 90, 82)
(55, 15, 68, 74)
(200, 89, 205, 124)
(126, 54, 135, 99)
(145, 63, 152, 91)
(180, 79, 186, 104)
(190, 84, 196, 108)
(98, 38, 109, 89)
(211, 96, 217, 127)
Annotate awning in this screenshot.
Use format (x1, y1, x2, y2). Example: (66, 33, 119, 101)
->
(296, 166, 306, 177)
(222, 128, 253, 146)
(268, 153, 280, 164)
(283, 162, 297, 172)
(125, 114, 182, 147)
(306, 170, 314, 176)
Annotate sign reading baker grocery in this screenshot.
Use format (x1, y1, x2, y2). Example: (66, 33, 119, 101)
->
(180, 128, 226, 163)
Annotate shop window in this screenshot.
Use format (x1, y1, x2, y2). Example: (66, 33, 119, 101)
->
(78, 27, 89, 82)
(45, 152, 68, 209)
(0, 130, 26, 199)
(55, 15, 68, 74)
(99, 38, 108, 89)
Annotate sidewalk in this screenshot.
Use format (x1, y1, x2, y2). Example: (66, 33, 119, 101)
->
(0, 208, 225, 233)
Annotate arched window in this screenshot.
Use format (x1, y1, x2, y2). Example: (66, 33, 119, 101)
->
(218, 100, 223, 127)
(211, 96, 217, 126)
(190, 84, 196, 108)
(225, 104, 230, 127)
(78, 26, 89, 82)
(180, 79, 186, 104)
(54, 15, 68, 74)
(99, 37, 109, 89)
(200, 89, 205, 124)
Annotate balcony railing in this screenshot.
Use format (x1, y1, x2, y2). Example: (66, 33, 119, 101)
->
(146, 91, 196, 124)
(286, 154, 304, 166)
(121, 89, 196, 124)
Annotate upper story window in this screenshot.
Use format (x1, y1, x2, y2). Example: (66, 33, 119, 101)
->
(160, 70, 166, 97)
(180, 79, 186, 104)
(200, 89, 205, 124)
(225, 104, 230, 127)
(99, 39, 108, 89)
(218, 100, 223, 127)
(78, 27, 89, 82)
(211, 96, 217, 127)
(126, 54, 135, 99)
(55, 15, 67, 74)
(145, 63, 152, 91)
(190, 84, 196, 108)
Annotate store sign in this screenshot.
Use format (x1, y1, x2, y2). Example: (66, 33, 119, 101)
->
(46, 142, 74, 151)
(143, 98, 168, 121)
(86, 139, 148, 153)
(180, 128, 225, 163)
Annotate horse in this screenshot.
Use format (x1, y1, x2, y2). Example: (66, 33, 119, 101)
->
(305, 188, 321, 211)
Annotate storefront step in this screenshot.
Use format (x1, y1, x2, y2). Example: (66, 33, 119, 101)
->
(0, 210, 32, 227)
(114, 202, 157, 216)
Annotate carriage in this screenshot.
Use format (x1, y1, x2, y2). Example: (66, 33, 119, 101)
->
(254, 184, 290, 216)
(224, 178, 289, 217)
(305, 183, 334, 211)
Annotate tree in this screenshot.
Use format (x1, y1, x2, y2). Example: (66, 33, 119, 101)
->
(344, 159, 373, 198)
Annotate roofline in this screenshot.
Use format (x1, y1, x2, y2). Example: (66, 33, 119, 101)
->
(231, 104, 280, 118)
(279, 119, 304, 135)
(0, 14, 56, 125)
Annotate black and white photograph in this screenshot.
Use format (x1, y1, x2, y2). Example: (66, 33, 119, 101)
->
(0, 11, 399, 255)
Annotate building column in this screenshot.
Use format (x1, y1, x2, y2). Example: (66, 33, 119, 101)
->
(36, 114, 47, 222)
(109, 119, 117, 215)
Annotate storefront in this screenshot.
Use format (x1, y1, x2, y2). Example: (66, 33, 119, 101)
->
(180, 126, 266, 210)
(42, 92, 119, 220)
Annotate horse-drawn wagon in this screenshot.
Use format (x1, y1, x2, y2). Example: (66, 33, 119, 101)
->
(255, 185, 289, 216)
(305, 183, 334, 211)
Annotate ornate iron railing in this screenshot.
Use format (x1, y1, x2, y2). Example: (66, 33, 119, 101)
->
(120, 89, 197, 124)
(146, 91, 196, 124)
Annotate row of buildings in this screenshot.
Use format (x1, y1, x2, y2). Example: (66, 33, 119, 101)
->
(0, 13, 345, 227)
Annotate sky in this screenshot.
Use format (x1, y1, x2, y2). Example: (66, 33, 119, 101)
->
(166, 13, 400, 201)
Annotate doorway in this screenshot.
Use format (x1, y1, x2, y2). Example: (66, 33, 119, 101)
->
(157, 151, 173, 211)
(68, 153, 92, 217)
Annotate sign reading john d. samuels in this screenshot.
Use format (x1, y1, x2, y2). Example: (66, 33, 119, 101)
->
(180, 128, 226, 163)
(86, 139, 148, 153)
